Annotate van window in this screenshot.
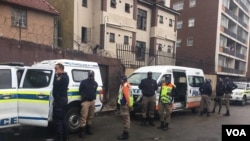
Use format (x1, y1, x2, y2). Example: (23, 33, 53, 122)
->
(72, 69, 89, 82)
(0, 69, 11, 89)
(188, 76, 204, 87)
(128, 72, 161, 85)
(235, 83, 246, 89)
(23, 69, 52, 88)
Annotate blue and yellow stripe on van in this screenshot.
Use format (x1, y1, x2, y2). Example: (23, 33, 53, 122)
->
(0, 90, 18, 103)
(17, 90, 50, 104)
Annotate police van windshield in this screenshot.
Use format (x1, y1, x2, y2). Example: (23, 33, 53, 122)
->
(188, 76, 204, 87)
(128, 72, 161, 85)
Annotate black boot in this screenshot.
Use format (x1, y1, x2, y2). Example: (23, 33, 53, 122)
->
(157, 121, 164, 129)
(140, 118, 147, 126)
(218, 108, 221, 114)
(117, 131, 129, 140)
(162, 123, 169, 131)
(148, 118, 155, 126)
(78, 127, 85, 138)
(223, 111, 230, 116)
(85, 124, 93, 135)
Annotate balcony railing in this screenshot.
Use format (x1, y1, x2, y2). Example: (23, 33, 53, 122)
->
(238, 1, 249, 13)
(225, 8, 238, 20)
(236, 53, 245, 59)
(220, 66, 245, 74)
(224, 28, 237, 39)
(237, 18, 248, 29)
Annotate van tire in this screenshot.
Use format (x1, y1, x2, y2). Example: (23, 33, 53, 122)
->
(240, 96, 247, 106)
(65, 107, 81, 133)
(191, 107, 199, 114)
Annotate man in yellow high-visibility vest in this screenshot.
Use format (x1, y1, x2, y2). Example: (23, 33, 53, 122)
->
(157, 75, 175, 131)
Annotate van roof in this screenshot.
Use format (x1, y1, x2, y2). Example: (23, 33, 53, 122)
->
(33, 59, 99, 68)
(133, 65, 204, 75)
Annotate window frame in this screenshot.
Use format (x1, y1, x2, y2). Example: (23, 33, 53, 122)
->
(109, 33, 115, 42)
(124, 35, 129, 44)
(169, 19, 173, 27)
(111, 0, 117, 8)
(176, 39, 182, 47)
(135, 41, 146, 60)
(173, 1, 184, 11)
(82, 0, 87, 7)
(176, 21, 183, 29)
(188, 18, 195, 27)
(159, 15, 164, 24)
(137, 9, 147, 30)
(125, 3, 130, 13)
(187, 37, 194, 46)
(189, 0, 196, 8)
(11, 8, 27, 28)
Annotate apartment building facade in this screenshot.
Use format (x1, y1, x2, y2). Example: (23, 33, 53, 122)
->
(171, 0, 250, 79)
(47, 0, 179, 69)
(0, 0, 59, 47)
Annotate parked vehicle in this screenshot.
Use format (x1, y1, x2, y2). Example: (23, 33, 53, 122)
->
(0, 59, 104, 133)
(230, 82, 250, 106)
(127, 65, 205, 115)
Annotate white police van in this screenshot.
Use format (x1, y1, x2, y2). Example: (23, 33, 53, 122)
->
(127, 65, 205, 114)
(231, 82, 250, 106)
(0, 59, 103, 133)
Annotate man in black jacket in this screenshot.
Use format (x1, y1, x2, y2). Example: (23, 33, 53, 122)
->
(53, 63, 69, 141)
(139, 71, 158, 126)
(223, 77, 237, 116)
(78, 70, 98, 138)
(211, 78, 225, 114)
(199, 79, 212, 117)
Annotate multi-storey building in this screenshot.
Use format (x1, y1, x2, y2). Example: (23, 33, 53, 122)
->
(47, 0, 179, 70)
(171, 0, 250, 79)
(0, 0, 59, 47)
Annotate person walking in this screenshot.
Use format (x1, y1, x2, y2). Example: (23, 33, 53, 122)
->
(223, 77, 237, 116)
(199, 79, 212, 117)
(211, 78, 225, 114)
(157, 75, 175, 131)
(139, 71, 158, 126)
(117, 75, 133, 140)
(78, 70, 98, 138)
(52, 63, 69, 141)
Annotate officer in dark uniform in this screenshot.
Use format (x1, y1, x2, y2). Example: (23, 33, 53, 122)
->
(53, 63, 69, 141)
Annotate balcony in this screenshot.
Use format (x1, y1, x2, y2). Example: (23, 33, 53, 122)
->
(220, 66, 245, 75)
(221, 47, 235, 56)
(237, 35, 247, 44)
(224, 28, 237, 39)
(237, 18, 248, 29)
(225, 8, 237, 21)
(236, 53, 246, 60)
(238, 1, 249, 13)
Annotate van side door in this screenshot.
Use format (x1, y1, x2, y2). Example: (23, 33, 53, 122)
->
(0, 67, 19, 129)
(18, 68, 54, 127)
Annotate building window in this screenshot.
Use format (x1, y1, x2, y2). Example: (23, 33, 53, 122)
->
(221, 14, 228, 28)
(110, 33, 115, 42)
(125, 3, 130, 13)
(176, 39, 182, 47)
(158, 44, 163, 51)
(173, 1, 184, 11)
(167, 45, 172, 53)
(189, 0, 196, 8)
(137, 9, 147, 30)
(176, 21, 183, 29)
(159, 16, 164, 24)
(11, 8, 27, 28)
(124, 36, 129, 44)
(220, 35, 227, 47)
(222, 0, 230, 9)
(81, 27, 91, 43)
(111, 0, 117, 8)
(136, 41, 146, 60)
(188, 18, 195, 27)
(187, 37, 194, 46)
(169, 19, 173, 27)
(82, 0, 87, 7)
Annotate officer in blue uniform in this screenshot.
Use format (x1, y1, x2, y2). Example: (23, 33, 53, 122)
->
(53, 63, 69, 141)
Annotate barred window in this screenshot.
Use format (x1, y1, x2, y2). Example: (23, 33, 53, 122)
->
(11, 8, 27, 28)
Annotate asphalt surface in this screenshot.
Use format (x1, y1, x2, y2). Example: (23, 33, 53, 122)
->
(1, 102, 250, 141)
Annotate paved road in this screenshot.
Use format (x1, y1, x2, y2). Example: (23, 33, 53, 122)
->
(1, 103, 250, 141)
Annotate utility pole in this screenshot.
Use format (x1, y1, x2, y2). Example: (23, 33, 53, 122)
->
(18, 18, 21, 48)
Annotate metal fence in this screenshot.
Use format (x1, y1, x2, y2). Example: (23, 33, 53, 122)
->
(116, 44, 175, 68)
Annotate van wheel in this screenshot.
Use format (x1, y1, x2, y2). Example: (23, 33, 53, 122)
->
(191, 107, 199, 114)
(65, 107, 81, 133)
(240, 96, 247, 106)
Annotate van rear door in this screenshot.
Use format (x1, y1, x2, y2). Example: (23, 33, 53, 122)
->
(18, 68, 54, 127)
(0, 67, 19, 128)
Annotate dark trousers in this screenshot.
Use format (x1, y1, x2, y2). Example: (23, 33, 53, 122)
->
(53, 98, 68, 140)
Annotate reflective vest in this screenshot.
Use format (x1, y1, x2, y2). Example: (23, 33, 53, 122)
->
(117, 82, 134, 107)
(160, 83, 175, 104)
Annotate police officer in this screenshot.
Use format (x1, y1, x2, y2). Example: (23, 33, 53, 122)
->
(157, 75, 175, 131)
(211, 78, 225, 114)
(117, 75, 133, 140)
(53, 63, 69, 141)
(79, 70, 98, 138)
(139, 71, 158, 126)
(199, 79, 212, 117)
(223, 77, 237, 116)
